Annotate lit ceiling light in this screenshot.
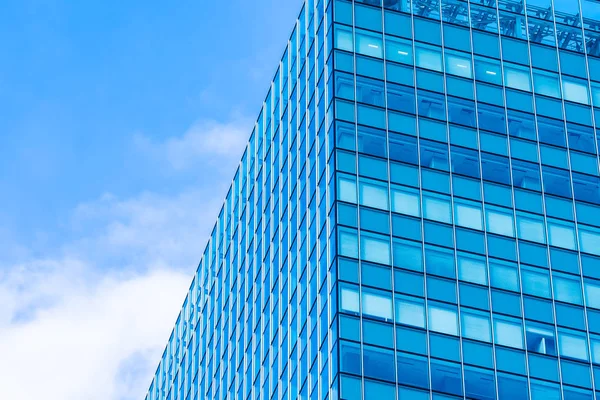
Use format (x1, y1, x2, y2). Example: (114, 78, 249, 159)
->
(368, 44, 379, 49)
(457, 64, 468, 68)
(398, 50, 409, 55)
(486, 70, 497, 75)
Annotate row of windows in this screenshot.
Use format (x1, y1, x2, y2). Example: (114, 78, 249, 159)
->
(337, 172, 600, 255)
(334, 70, 600, 160)
(340, 340, 599, 399)
(336, 149, 600, 237)
(338, 224, 600, 304)
(334, 24, 600, 108)
(339, 283, 600, 365)
(339, 0, 600, 60)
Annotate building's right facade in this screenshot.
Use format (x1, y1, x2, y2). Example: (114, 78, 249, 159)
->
(333, 0, 600, 399)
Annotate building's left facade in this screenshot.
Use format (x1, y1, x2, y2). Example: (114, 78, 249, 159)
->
(144, 1, 337, 399)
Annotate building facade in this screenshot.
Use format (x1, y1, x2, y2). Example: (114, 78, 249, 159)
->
(146, 1, 600, 399)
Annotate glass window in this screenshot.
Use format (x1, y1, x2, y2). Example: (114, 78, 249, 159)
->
(504, 64, 532, 92)
(359, 179, 389, 210)
(385, 36, 413, 65)
(415, 44, 442, 71)
(579, 226, 600, 256)
(423, 193, 452, 224)
(474, 56, 502, 85)
(461, 309, 492, 342)
(339, 229, 359, 258)
(494, 316, 524, 349)
(553, 273, 582, 305)
(533, 70, 561, 98)
(562, 77, 590, 105)
(558, 330, 588, 361)
(341, 286, 360, 313)
(391, 185, 420, 216)
(455, 200, 483, 230)
(393, 239, 423, 271)
(396, 295, 426, 328)
(335, 25, 354, 52)
(585, 280, 600, 309)
(485, 206, 515, 237)
(338, 175, 357, 203)
(428, 303, 458, 335)
(490, 259, 519, 292)
(521, 266, 551, 298)
(525, 323, 556, 355)
(516, 213, 545, 243)
(548, 219, 576, 250)
(425, 245, 456, 278)
(356, 29, 383, 58)
(363, 289, 393, 320)
(458, 253, 487, 285)
(445, 51, 473, 78)
(361, 233, 391, 265)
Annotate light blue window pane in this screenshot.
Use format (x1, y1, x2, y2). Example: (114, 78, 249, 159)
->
(553, 273, 582, 305)
(341, 285, 360, 313)
(474, 56, 502, 85)
(579, 226, 600, 256)
(337, 175, 357, 203)
(547, 219, 577, 250)
(504, 64, 532, 92)
(458, 253, 487, 285)
(423, 193, 452, 224)
(516, 213, 546, 243)
(339, 229, 359, 258)
(361, 233, 391, 265)
(494, 316, 524, 349)
(522, 266, 551, 298)
(362, 289, 393, 320)
(559, 330, 589, 361)
(425, 246, 456, 278)
(454, 200, 483, 230)
(461, 310, 492, 342)
(533, 70, 561, 98)
(396, 295, 426, 328)
(490, 260, 520, 292)
(563, 77, 590, 105)
(445, 51, 472, 78)
(391, 185, 420, 216)
(485, 206, 515, 237)
(585, 280, 600, 309)
(415, 44, 442, 71)
(356, 29, 383, 58)
(385, 36, 413, 64)
(591, 335, 600, 364)
(359, 179, 389, 210)
(428, 302, 458, 335)
(335, 25, 354, 52)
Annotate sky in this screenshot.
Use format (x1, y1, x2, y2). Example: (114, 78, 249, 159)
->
(0, 1, 302, 399)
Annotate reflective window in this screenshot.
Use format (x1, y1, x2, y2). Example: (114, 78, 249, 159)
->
(396, 295, 426, 328)
(461, 309, 492, 342)
(494, 316, 524, 349)
(428, 302, 459, 335)
(391, 185, 420, 216)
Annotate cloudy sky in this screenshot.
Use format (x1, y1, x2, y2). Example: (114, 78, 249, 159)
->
(0, 1, 302, 399)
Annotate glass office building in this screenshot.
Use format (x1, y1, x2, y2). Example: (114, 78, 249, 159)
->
(146, 1, 600, 399)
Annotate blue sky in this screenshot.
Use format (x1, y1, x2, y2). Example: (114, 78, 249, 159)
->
(0, 0, 301, 258)
(0, 1, 302, 399)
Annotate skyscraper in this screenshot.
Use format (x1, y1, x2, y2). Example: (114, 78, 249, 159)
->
(146, 1, 600, 399)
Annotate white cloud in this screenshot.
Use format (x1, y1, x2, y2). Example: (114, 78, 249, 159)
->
(0, 185, 229, 400)
(134, 118, 252, 171)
